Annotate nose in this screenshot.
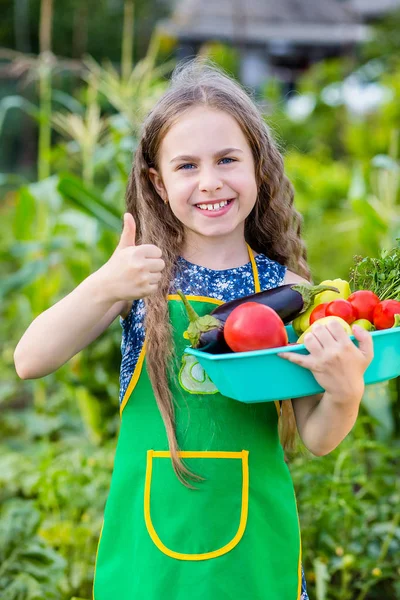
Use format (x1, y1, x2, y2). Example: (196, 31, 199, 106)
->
(198, 166, 223, 193)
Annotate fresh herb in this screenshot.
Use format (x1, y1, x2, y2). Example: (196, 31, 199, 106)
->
(350, 242, 400, 300)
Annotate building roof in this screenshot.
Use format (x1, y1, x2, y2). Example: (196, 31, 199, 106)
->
(350, 0, 400, 18)
(161, 0, 368, 46)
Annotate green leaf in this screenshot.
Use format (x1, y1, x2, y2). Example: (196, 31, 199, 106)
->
(13, 178, 64, 241)
(13, 188, 36, 241)
(6, 238, 70, 259)
(52, 91, 85, 115)
(362, 382, 395, 440)
(371, 154, 399, 172)
(314, 557, 330, 600)
(351, 197, 387, 230)
(0, 174, 28, 188)
(0, 96, 39, 135)
(75, 387, 103, 445)
(348, 163, 367, 202)
(26, 177, 63, 212)
(57, 174, 121, 231)
(0, 259, 54, 298)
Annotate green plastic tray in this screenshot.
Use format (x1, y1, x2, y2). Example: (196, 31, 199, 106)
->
(184, 325, 400, 403)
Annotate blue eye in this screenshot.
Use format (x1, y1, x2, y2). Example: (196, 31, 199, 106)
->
(177, 157, 235, 170)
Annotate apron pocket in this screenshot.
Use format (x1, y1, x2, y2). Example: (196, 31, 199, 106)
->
(144, 450, 249, 561)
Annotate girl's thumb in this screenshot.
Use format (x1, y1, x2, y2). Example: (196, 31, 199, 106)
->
(117, 213, 136, 249)
(352, 325, 374, 362)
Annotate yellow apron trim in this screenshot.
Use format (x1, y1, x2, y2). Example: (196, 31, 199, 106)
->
(297, 540, 303, 600)
(171, 244, 259, 300)
(168, 294, 223, 305)
(120, 339, 147, 417)
(144, 449, 249, 561)
(247, 244, 261, 293)
(92, 520, 104, 600)
(152, 450, 244, 459)
(294, 490, 303, 599)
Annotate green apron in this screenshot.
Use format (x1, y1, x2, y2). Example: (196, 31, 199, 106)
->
(93, 250, 302, 600)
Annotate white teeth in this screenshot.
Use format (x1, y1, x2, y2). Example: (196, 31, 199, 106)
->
(196, 200, 229, 211)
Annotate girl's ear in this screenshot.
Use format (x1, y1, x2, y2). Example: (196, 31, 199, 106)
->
(149, 168, 168, 203)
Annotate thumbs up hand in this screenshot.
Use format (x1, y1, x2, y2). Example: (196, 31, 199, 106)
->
(101, 213, 165, 302)
(116, 212, 137, 250)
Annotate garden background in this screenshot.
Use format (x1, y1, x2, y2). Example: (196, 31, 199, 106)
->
(0, 1, 399, 598)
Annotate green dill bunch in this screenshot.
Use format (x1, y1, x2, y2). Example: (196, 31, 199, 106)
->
(350, 243, 400, 300)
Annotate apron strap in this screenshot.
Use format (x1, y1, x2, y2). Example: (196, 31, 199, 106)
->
(246, 244, 261, 294)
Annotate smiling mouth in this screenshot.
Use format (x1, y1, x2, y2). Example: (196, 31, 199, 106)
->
(195, 199, 234, 212)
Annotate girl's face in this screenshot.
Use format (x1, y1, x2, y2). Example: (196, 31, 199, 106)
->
(149, 106, 258, 244)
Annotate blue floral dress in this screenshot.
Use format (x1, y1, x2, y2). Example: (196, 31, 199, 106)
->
(119, 253, 309, 600)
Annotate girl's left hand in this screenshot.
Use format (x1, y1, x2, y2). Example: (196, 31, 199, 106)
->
(278, 321, 374, 401)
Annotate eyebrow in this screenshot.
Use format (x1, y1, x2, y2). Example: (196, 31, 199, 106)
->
(169, 147, 243, 164)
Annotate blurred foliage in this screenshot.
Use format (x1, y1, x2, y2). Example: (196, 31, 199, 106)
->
(0, 498, 66, 599)
(0, 27, 168, 598)
(0, 0, 172, 63)
(1, 6, 400, 600)
(292, 413, 400, 600)
(361, 9, 400, 68)
(198, 41, 241, 81)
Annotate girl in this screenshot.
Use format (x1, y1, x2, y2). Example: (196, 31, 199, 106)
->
(14, 60, 373, 600)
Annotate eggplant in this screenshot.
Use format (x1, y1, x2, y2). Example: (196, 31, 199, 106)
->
(177, 283, 339, 354)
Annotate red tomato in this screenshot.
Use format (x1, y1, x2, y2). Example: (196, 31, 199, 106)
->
(325, 299, 358, 324)
(347, 290, 380, 322)
(310, 303, 329, 325)
(224, 302, 288, 352)
(373, 300, 400, 330)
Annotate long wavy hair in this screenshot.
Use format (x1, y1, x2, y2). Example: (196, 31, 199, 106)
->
(126, 59, 311, 487)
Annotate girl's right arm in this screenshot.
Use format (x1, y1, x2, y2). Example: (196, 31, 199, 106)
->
(14, 272, 128, 379)
(14, 214, 165, 379)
